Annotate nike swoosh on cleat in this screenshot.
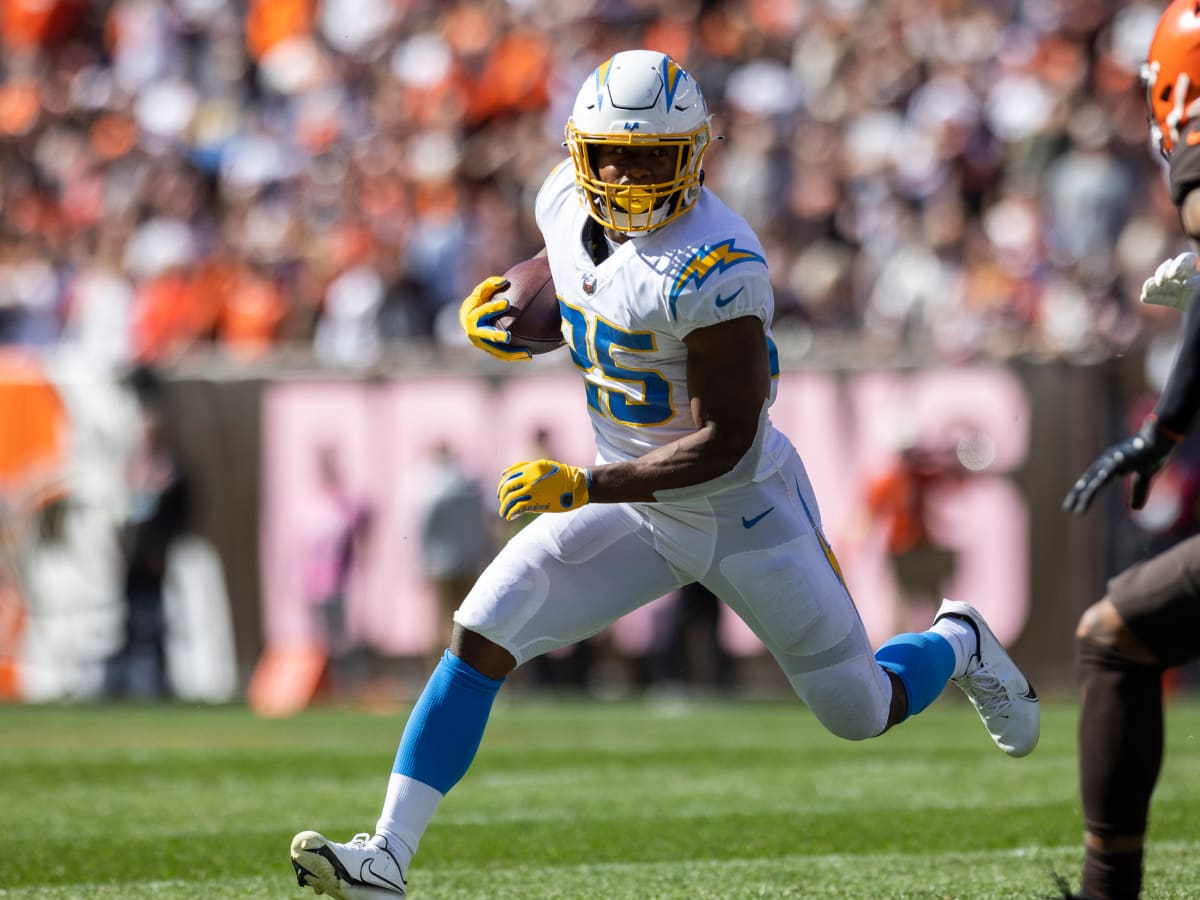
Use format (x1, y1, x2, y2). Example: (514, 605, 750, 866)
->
(363, 855, 407, 892)
(742, 507, 774, 528)
(714, 286, 744, 308)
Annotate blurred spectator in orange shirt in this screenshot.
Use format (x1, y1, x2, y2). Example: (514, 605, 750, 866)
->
(246, 0, 313, 62)
(865, 439, 967, 633)
(464, 29, 551, 125)
(129, 267, 209, 363)
(212, 258, 287, 359)
(1, 0, 84, 53)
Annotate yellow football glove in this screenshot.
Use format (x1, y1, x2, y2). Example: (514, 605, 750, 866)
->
(497, 458, 591, 520)
(459, 275, 531, 361)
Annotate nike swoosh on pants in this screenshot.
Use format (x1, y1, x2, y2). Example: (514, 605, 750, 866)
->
(742, 507, 774, 528)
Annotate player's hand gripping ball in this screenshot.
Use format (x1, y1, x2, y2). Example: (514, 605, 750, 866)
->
(493, 256, 564, 354)
(497, 458, 590, 520)
(459, 275, 530, 361)
(459, 257, 563, 361)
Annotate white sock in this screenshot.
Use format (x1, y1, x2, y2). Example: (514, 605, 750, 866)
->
(929, 615, 977, 679)
(375, 774, 444, 870)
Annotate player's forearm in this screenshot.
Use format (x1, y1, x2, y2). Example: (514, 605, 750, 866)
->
(588, 425, 752, 503)
(1152, 285, 1200, 436)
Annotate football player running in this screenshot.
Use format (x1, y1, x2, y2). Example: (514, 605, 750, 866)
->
(1058, 3, 1200, 898)
(290, 50, 1039, 899)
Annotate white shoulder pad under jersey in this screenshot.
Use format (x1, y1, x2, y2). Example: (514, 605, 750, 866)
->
(535, 160, 784, 476)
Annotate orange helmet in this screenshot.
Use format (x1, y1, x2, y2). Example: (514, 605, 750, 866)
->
(1143, 0, 1200, 156)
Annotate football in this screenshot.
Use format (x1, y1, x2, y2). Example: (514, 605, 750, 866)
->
(494, 255, 564, 355)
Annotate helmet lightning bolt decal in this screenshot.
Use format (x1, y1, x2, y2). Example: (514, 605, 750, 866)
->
(668, 239, 766, 320)
(593, 57, 614, 111)
(661, 58, 684, 110)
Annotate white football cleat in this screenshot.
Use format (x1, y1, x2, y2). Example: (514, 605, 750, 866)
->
(291, 831, 407, 898)
(935, 599, 1040, 758)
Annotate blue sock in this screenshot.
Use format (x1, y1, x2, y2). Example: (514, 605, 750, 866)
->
(874, 631, 956, 721)
(392, 650, 504, 794)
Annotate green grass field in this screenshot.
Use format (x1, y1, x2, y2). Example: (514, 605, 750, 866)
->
(2, 696, 1200, 898)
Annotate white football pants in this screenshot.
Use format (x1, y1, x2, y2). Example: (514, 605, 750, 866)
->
(455, 449, 892, 740)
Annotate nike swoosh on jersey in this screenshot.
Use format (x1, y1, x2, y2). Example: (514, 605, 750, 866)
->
(714, 286, 745, 308)
(742, 507, 774, 528)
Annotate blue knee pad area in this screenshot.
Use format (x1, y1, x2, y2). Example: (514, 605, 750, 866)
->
(393, 649, 505, 794)
(875, 632, 956, 720)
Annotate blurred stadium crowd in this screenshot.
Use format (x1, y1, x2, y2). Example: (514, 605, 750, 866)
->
(0, 0, 1185, 370)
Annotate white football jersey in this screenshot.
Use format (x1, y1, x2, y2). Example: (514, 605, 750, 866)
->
(535, 159, 791, 492)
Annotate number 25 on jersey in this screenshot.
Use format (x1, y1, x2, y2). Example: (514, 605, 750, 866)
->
(560, 302, 673, 427)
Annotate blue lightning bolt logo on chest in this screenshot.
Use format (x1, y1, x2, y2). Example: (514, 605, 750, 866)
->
(668, 239, 766, 320)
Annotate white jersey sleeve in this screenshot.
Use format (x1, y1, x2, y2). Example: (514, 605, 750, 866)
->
(663, 236, 773, 340)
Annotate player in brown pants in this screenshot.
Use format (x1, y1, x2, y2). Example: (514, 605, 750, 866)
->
(1060, 6, 1200, 897)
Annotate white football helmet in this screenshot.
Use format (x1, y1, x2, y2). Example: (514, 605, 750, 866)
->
(565, 50, 712, 234)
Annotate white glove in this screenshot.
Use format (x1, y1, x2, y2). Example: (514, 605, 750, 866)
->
(1140, 252, 1200, 310)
